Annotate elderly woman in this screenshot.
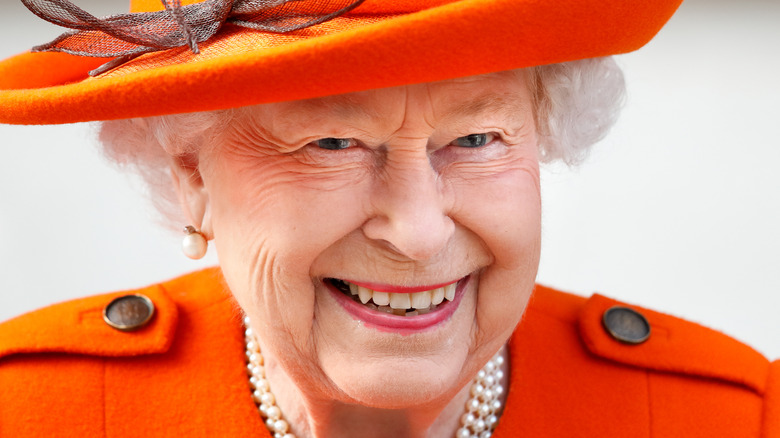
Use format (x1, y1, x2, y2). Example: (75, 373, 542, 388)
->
(0, 0, 778, 436)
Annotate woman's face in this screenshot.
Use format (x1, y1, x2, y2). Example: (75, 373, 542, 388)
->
(189, 70, 541, 408)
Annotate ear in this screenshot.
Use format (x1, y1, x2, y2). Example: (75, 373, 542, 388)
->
(169, 157, 213, 239)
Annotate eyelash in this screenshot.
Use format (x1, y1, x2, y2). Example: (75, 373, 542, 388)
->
(450, 133, 498, 148)
(313, 138, 356, 150)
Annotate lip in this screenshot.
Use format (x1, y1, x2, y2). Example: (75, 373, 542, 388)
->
(325, 276, 470, 335)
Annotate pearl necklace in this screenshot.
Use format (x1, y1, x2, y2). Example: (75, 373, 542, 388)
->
(244, 317, 505, 438)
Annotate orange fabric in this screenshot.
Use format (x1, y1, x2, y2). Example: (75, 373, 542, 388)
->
(579, 294, 770, 393)
(766, 362, 780, 438)
(0, 284, 177, 358)
(131, 0, 204, 11)
(0, 270, 776, 436)
(0, 0, 683, 125)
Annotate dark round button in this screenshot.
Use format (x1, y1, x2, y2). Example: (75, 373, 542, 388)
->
(103, 294, 155, 332)
(602, 306, 651, 344)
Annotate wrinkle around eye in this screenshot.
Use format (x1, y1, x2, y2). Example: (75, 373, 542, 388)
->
(431, 135, 507, 170)
(264, 146, 374, 191)
(434, 139, 538, 183)
(295, 142, 374, 167)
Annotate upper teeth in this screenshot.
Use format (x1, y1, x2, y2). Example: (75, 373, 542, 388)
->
(348, 282, 457, 310)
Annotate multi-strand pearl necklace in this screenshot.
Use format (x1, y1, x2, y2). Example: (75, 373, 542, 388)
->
(244, 317, 505, 438)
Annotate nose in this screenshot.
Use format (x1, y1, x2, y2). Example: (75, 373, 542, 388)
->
(362, 151, 455, 261)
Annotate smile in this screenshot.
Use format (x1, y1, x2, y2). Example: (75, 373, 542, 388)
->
(324, 276, 470, 333)
(328, 278, 457, 316)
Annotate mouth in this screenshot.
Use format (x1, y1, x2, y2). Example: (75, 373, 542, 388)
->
(326, 278, 457, 316)
(324, 276, 470, 333)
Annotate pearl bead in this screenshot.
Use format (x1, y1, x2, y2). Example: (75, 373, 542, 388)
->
(273, 419, 289, 434)
(467, 398, 481, 412)
(483, 375, 496, 387)
(181, 230, 208, 259)
(266, 405, 281, 420)
(252, 390, 264, 403)
(461, 412, 476, 426)
(260, 392, 275, 406)
(470, 383, 485, 398)
(255, 378, 270, 392)
(472, 419, 486, 433)
(479, 431, 492, 438)
(482, 389, 494, 401)
(478, 403, 491, 417)
(495, 355, 505, 366)
(456, 427, 472, 438)
(266, 418, 276, 429)
(495, 370, 504, 380)
(490, 400, 502, 412)
(486, 415, 498, 427)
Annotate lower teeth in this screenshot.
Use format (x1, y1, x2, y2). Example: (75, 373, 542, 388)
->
(367, 302, 436, 316)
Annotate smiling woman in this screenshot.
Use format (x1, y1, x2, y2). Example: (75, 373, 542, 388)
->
(101, 73, 545, 426)
(1, 0, 779, 437)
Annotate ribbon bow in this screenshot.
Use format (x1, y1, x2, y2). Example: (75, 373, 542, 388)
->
(22, 0, 365, 76)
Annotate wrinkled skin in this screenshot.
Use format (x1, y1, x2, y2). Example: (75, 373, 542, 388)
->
(171, 70, 541, 438)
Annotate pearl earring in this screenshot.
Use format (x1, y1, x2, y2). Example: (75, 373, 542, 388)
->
(182, 225, 208, 260)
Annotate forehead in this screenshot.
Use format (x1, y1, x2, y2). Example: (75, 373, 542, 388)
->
(252, 70, 532, 123)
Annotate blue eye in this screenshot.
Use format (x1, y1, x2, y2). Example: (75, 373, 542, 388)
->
(315, 138, 352, 150)
(452, 133, 490, 148)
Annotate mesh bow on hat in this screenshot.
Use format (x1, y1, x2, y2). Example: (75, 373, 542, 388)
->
(23, 0, 365, 76)
(0, 0, 684, 125)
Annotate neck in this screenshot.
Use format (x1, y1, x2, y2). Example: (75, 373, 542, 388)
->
(309, 384, 473, 438)
(259, 346, 509, 438)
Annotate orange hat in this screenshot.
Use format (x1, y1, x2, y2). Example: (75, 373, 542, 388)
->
(0, 0, 683, 125)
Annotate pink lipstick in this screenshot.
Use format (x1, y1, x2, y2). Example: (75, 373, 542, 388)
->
(325, 276, 470, 335)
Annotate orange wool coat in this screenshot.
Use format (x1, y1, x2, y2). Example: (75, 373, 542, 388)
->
(1, 268, 778, 436)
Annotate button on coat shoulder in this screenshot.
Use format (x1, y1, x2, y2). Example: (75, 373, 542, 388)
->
(0, 269, 778, 436)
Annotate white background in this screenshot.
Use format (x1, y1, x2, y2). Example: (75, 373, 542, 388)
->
(1, 0, 779, 359)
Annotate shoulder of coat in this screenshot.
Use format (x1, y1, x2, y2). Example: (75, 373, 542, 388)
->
(526, 284, 775, 395)
(0, 267, 230, 361)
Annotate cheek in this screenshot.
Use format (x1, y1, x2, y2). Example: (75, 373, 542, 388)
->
(449, 159, 542, 268)
(449, 161, 542, 345)
(207, 152, 370, 263)
(202, 152, 373, 337)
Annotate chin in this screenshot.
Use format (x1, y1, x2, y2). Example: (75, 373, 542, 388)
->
(326, 355, 469, 409)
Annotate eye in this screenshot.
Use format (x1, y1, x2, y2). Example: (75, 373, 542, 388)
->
(451, 133, 494, 148)
(314, 138, 354, 150)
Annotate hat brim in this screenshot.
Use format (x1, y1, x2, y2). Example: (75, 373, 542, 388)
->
(0, 0, 682, 125)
